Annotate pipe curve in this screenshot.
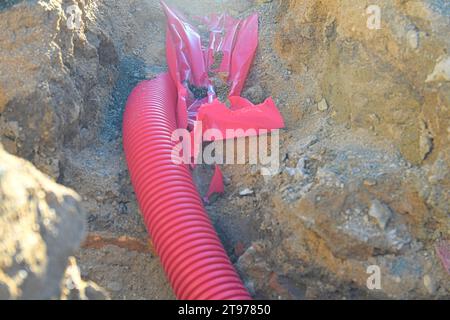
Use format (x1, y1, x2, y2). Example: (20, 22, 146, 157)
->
(123, 73, 251, 300)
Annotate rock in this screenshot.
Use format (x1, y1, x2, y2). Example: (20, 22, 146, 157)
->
(368, 200, 392, 230)
(242, 85, 265, 104)
(284, 167, 297, 176)
(284, 157, 308, 178)
(0, 147, 86, 299)
(118, 202, 128, 215)
(296, 157, 308, 176)
(252, 140, 450, 298)
(317, 98, 329, 111)
(426, 56, 450, 82)
(60, 257, 109, 300)
(223, 175, 232, 186)
(293, 148, 413, 258)
(239, 188, 254, 196)
(0, 0, 117, 178)
(236, 243, 272, 297)
(407, 29, 419, 49)
(274, 0, 450, 164)
(363, 179, 377, 186)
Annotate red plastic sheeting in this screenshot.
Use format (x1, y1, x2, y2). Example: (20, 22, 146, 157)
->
(123, 73, 251, 300)
(162, 2, 284, 198)
(162, 2, 284, 133)
(197, 97, 284, 140)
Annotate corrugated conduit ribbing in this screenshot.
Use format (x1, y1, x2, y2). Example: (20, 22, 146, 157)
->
(122, 73, 251, 300)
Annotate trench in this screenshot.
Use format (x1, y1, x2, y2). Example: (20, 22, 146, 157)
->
(44, 0, 450, 299)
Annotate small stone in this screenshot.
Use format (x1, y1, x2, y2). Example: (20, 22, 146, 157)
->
(426, 55, 450, 83)
(363, 179, 377, 186)
(239, 188, 254, 196)
(428, 175, 440, 185)
(118, 202, 128, 215)
(284, 167, 297, 177)
(242, 85, 264, 104)
(369, 113, 380, 124)
(318, 98, 329, 111)
(368, 199, 392, 230)
(407, 29, 419, 49)
(423, 275, 437, 295)
(223, 175, 231, 186)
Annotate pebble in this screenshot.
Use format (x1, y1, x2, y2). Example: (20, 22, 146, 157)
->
(428, 175, 440, 185)
(223, 175, 231, 186)
(285, 167, 297, 176)
(239, 188, 254, 196)
(318, 98, 329, 111)
(119, 202, 128, 215)
(423, 275, 437, 295)
(368, 199, 392, 230)
(243, 85, 264, 104)
(363, 215, 370, 223)
(426, 55, 450, 82)
(363, 179, 377, 186)
(407, 29, 419, 49)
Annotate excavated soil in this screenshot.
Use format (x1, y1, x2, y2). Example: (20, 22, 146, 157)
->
(0, 0, 449, 300)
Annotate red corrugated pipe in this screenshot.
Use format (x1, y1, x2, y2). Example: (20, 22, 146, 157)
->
(122, 73, 251, 300)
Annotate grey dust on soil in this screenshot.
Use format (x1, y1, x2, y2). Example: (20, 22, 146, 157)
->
(0, 0, 24, 11)
(100, 57, 166, 141)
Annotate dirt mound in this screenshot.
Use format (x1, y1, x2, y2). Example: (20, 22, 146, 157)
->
(0, 0, 448, 299)
(0, 146, 107, 299)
